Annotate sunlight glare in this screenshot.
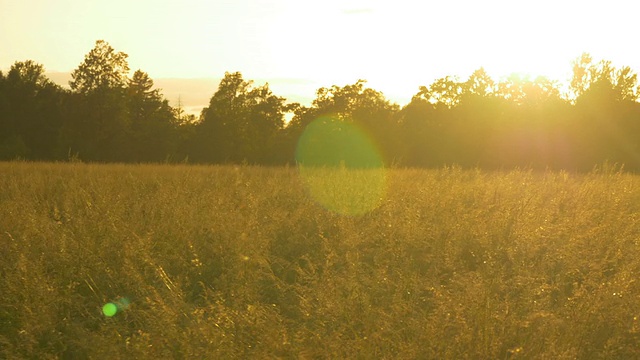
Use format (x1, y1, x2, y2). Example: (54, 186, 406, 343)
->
(296, 116, 387, 216)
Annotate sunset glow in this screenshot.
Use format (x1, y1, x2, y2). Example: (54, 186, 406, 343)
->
(2, 0, 639, 108)
(5, 2, 640, 356)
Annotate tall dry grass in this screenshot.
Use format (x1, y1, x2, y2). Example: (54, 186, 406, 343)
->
(1, 162, 639, 358)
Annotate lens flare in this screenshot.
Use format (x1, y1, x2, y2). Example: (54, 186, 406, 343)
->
(296, 116, 387, 215)
(116, 297, 131, 310)
(102, 303, 117, 317)
(102, 297, 130, 317)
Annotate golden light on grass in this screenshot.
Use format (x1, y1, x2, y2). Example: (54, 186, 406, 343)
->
(295, 116, 387, 215)
(3, 162, 640, 358)
(298, 166, 387, 216)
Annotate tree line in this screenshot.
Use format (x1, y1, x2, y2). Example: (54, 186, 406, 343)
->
(1, 40, 640, 171)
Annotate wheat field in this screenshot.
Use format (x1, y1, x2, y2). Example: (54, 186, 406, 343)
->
(1, 161, 640, 359)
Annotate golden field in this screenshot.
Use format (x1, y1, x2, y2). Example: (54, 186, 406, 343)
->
(1, 162, 640, 358)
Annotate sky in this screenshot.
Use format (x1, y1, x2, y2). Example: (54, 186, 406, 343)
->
(2, 0, 640, 112)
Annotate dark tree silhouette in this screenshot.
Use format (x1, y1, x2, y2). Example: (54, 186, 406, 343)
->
(0, 61, 64, 160)
(70, 40, 130, 94)
(193, 72, 287, 163)
(569, 54, 640, 168)
(285, 80, 400, 166)
(61, 40, 131, 161)
(1, 45, 640, 171)
(127, 70, 177, 162)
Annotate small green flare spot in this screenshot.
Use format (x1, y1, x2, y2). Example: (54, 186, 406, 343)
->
(102, 302, 117, 317)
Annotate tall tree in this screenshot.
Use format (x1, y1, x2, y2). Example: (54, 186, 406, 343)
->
(415, 76, 464, 108)
(570, 53, 638, 103)
(69, 40, 130, 94)
(194, 72, 287, 163)
(0, 61, 64, 160)
(396, 97, 445, 167)
(61, 40, 131, 161)
(463, 68, 496, 99)
(569, 54, 640, 167)
(127, 70, 177, 162)
(287, 80, 400, 165)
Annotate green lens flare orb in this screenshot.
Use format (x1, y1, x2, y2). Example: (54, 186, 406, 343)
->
(296, 116, 387, 216)
(102, 302, 117, 317)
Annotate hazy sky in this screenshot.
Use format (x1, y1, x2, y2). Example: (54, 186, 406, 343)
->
(2, 0, 639, 108)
